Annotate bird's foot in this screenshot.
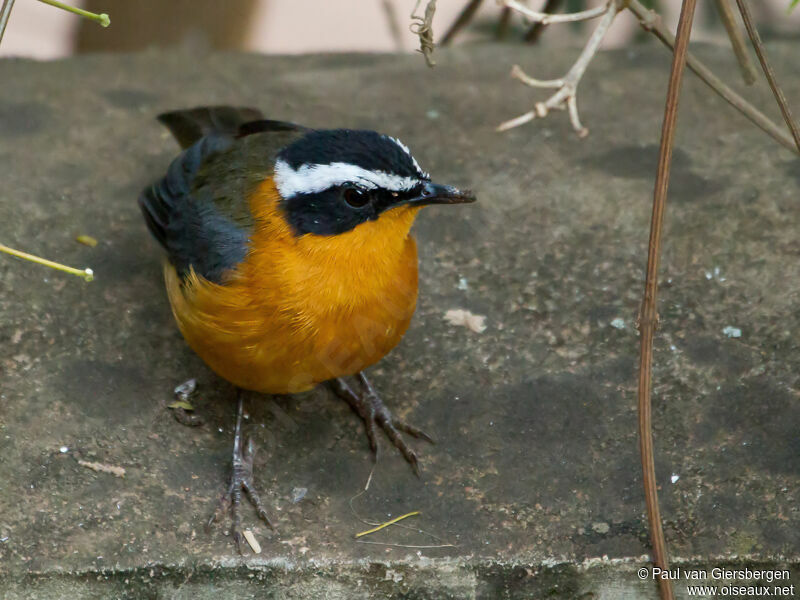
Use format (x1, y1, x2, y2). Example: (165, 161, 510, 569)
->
(329, 373, 434, 476)
(206, 392, 275, 552)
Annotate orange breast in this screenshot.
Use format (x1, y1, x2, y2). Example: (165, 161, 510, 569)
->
(164, 178, 421, 394)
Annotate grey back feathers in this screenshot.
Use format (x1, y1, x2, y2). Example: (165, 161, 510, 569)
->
(140, 106, 306, 283)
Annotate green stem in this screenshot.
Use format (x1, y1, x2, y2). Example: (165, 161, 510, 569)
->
(36, 0, 109, 27)
(0, 243, 94, 282)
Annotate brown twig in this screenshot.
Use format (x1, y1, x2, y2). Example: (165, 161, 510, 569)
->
(734, 0, 800, 153)
(627, 0, 799, 155)
(440, 0, 483, 46)
(712, 0, 757, 85)
(495, 6, 512, 40)
(524, 0, 564, 44)
(637, 1, 698, 599)
(381, 0, 404, 52)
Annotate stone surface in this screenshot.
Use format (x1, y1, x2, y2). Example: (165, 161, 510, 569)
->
(0, 40, 799, 599)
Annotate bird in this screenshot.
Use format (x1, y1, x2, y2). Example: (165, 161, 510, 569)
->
(138, 106, 475, 551)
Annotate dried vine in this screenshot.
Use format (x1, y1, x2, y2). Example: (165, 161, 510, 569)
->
(637, 0, 699, 597)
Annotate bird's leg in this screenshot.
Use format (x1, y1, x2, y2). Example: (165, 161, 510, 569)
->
(328, 373, 434, 477)
(206, 389, 275, 552)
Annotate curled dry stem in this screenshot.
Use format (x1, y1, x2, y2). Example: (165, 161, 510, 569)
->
(410, 0, 437, 68)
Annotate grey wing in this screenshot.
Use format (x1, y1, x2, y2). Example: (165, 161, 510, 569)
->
(138, 107, 307, 283)
(139, 133, 250, 283)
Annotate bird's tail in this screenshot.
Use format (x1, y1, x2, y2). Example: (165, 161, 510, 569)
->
(157, 105, 265, 149)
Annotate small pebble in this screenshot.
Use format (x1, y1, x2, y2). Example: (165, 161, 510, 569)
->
(592, 522, 610, 534)
(291, 487, 308, 503)
(610, 318, 625, 330)
(174, 378, 197, 398)
(722, 326, 741, 338)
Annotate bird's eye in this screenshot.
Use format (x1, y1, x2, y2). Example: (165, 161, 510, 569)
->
(343, 186, 370, 208)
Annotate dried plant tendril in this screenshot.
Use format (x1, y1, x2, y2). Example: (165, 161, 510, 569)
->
(410, 0, 437, 67)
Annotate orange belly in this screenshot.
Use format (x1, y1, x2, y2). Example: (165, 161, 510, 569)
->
(163, 179, 421, 394)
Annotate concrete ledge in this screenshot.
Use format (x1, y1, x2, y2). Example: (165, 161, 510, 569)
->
(4, 558, 799, 599)
(1, 41, 799, 598)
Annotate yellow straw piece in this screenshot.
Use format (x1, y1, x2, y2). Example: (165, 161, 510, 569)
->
(76, 235, 98, 247)
(0, 243, 94, 282)
(36, 0, 110, 27)
(355, 511, 420, 538)
(242, 529, 262, 554)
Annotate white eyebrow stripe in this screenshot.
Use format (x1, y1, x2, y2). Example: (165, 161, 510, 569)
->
(274, 159, 422, 197)
(388, 136, 428, 178)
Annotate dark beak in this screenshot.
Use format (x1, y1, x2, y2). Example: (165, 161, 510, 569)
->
(406, 182, 476, 207)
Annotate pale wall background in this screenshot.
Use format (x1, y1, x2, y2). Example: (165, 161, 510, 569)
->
(1, 0, 799, 60)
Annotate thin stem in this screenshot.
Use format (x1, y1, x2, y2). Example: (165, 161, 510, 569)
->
(495, 6, 512, 40)
(734, 0, 800, 153)
(712, 0, 757, 85)
(381, 0, 404, 51)
(498, 0, 620, 135)
(502, 0, 608, 25)
(355, 511, 420, 538)
(511, 65, 563, 87)
(637, 0, 698, 599)
(496, 111, 534, 131)
(440, 0, 483, 46)
(525, 0, 564, 44)
(0, 0, 16, 47)
(627, 0, 799, 155)
(36, 0, 109, 27)
(0, 243, 94, 281)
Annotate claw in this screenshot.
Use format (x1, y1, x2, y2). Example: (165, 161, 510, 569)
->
(394, 419, 435, 444)
(242, 479, 276, 530)
(328, 373, 434, 475)
(409, 455, 421, 479)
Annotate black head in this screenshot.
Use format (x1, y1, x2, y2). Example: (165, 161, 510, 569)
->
(274, 129, 474, 236)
